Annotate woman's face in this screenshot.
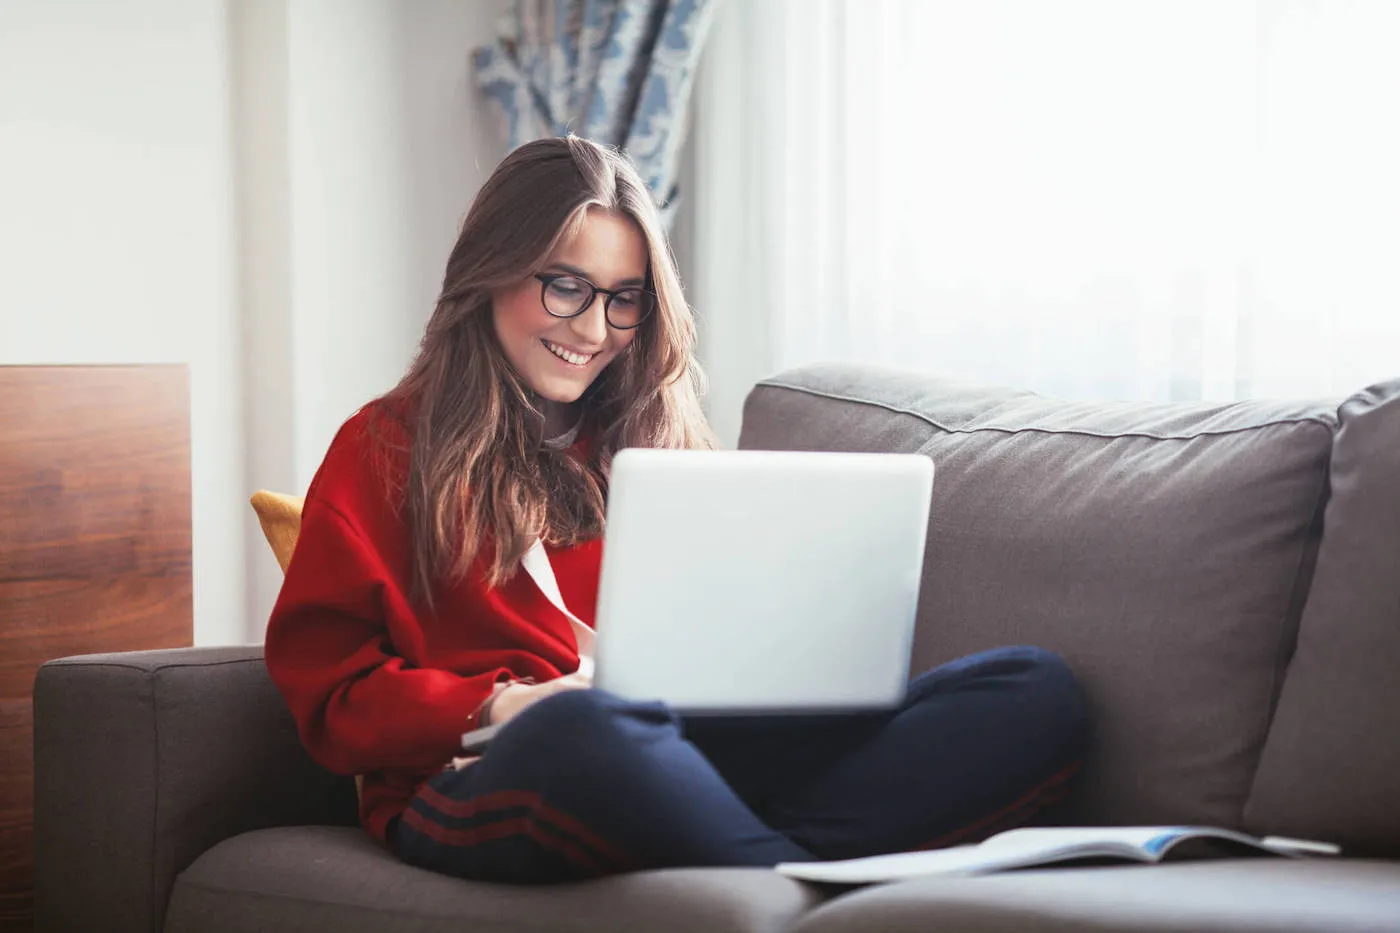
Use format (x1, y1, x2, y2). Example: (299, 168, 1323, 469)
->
(493, 207, 647, 413)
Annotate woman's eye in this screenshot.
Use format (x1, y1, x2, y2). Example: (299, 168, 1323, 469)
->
(611, 290, 640, 308)
(549, 278, 587, 298)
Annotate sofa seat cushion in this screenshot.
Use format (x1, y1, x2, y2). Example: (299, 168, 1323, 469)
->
(164, 826, 824, 933)
(789, 860, 1400, 933)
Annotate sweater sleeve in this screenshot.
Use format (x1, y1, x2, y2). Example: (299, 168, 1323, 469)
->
(264, 496, 506, 776)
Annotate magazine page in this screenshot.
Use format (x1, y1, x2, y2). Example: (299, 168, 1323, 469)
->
(774, 826, 1334, 885)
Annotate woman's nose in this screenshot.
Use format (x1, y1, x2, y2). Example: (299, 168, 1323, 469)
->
(570, 294, 609, 346)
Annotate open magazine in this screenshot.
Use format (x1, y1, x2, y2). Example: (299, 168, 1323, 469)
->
(776, 826, 1340, 885)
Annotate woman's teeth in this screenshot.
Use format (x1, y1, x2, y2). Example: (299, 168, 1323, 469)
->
(543, 340, 595, 366)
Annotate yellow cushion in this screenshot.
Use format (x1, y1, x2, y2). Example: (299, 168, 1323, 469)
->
(250, 490, 305, 572)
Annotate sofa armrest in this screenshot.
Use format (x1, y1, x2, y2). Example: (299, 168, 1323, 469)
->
(33, 646, 358, 933)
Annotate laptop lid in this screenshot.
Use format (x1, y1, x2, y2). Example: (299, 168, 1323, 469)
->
(593, 448, 934, 714)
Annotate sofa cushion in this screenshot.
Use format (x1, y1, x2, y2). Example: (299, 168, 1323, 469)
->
(787, 860, 1400, 933)
(164, 826, 824, 933)
(1246, 378, 1400, 855)
(740, 365, 1336, 829)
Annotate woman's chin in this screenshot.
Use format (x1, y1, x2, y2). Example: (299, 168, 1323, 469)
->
(527, 373, 591, 406)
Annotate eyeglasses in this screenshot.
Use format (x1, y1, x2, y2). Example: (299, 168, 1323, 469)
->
(535, 273, 656, 330)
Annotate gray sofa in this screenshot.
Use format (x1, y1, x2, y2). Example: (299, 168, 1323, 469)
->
(34, 364, 1400, 932)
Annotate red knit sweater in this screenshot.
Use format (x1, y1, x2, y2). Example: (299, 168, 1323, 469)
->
(263, 404, 601, 843)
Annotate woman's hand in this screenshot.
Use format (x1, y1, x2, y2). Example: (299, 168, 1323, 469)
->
(486, 671, 592, 727)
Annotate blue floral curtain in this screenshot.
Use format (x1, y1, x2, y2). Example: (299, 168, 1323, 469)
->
(473, 0, 717, 222)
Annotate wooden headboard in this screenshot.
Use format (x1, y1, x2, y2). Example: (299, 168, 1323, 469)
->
(0, 364, 193, 930)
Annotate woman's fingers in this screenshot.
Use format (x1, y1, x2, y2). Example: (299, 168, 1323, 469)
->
(489, 671, 592, 726)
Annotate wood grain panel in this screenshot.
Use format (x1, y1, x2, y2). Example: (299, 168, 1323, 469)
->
(0, 365, 193, 933)
(0, 577, 191, 691)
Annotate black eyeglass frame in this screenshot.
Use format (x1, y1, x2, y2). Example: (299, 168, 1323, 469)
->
(534, 273, 656, 330)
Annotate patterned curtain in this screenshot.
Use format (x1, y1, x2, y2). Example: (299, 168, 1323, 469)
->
(473, 0, 716, 222)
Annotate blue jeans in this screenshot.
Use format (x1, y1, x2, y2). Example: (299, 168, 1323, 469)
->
(389, 646, 1089, 884)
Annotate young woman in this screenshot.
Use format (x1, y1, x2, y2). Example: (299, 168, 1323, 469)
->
(264, 136, 1089, 885)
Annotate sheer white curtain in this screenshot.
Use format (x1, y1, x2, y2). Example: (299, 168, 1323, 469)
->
(689, 0, 1400, 446)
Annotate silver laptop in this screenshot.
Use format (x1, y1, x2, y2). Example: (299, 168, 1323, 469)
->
(462, 448, 933, 751)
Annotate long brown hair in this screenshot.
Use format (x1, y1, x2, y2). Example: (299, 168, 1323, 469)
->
(382, 136, 715, 608)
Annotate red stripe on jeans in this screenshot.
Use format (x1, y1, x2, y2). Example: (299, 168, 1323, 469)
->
(416, 788, 537, 818)
(415, 784, 631, 869)
(400, 804, 608, 876)
(913, 759, 1083, 851)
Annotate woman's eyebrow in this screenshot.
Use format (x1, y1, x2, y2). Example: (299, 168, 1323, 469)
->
(545, 261, 645, 288)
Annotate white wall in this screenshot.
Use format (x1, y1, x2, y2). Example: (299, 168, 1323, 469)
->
(234, 0, 297, 647)
(283, 0, 508, 491)
(0, 0, 245, 646)
(3, 0, 508, 644)
(236, 0, 509, 638)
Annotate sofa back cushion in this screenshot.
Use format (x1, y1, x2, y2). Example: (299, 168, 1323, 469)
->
(739, 365, 1335, 828)
(1245, 379, 1400, 855)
